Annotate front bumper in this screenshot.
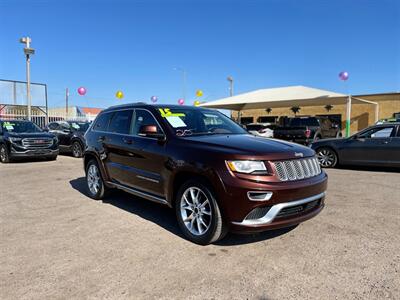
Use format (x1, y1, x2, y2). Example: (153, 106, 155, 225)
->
(217, 170, 327, 233)
(10, 145, 59, 158)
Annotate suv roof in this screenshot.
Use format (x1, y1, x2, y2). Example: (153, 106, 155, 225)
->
(102, 103, 212, 113)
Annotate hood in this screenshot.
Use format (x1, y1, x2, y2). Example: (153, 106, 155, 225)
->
(7, 132, 55, 139)
(182, 134, 314, 157)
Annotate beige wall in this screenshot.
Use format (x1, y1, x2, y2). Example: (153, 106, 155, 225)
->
(237, 93, 400, 134)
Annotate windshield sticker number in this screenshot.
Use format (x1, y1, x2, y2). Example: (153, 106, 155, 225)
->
(3, 122, 15, 130)
(159, 108, 185, 118)
(165, 116, 187, 128)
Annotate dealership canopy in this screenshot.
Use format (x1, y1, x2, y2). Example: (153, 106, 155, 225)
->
(200, 85, 376, 110)
(200, 85, 380, 137)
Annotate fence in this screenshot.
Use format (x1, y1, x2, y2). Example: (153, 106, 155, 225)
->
(0, 105, 92, 128)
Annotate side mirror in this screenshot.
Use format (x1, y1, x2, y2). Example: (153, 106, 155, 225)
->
(139, 125, 165, 140)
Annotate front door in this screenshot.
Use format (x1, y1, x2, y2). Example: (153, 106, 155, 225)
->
(341, 126, 396, 165)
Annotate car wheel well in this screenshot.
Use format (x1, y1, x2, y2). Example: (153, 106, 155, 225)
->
(83, 153, 98, 170)
(171, 172, 215, 208)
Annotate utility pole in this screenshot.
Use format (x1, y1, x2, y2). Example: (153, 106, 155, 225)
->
(19, 37, 35, 121)
(227, 76, 239, 122)
(66, 88, 69, 116)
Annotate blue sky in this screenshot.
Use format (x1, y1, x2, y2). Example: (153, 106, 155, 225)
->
(0, 0, 399, 109)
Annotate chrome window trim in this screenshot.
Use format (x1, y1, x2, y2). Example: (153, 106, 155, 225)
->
(232, 192, 325, 226)
(92, 108, 166, 141)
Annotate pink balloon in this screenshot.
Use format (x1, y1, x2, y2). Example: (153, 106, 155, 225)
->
(178, 98, 184, 105)
(339, 71, 349, 81)
(77, 87, 86, 96)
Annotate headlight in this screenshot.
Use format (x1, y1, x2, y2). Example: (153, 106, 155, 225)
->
(226, 160, 267, 174)
(9, 137, 22, 143)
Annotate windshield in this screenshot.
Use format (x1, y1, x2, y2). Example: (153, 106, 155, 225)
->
(289, 118, 320, 127)
(2, 121, 42, 133)
(157, 107, 247, 136)
(68, 122, 90, 132)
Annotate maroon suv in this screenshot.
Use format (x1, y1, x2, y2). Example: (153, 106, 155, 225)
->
(84, 104, 327, 245)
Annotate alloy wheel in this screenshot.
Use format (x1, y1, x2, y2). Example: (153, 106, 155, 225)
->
(72, 142, 82, 158)
(0, 146, 6, 162)
(317, 149, 336, 167)
(87, 164, 101, 195)
(180, 187, 212, 236)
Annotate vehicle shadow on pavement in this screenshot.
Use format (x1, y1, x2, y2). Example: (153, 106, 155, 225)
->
(336, 165, 400, 173)
(70, 177, 296, 246)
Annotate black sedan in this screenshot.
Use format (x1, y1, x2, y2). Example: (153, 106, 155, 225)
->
(46, 121, 90, 158)
(311, 123, 400, 168)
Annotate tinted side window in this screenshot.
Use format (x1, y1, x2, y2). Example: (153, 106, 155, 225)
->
(133, 110, 162, 135)
(396, 126, 400, 137)
(108, 110, 133, 134)
(93, 112, 113, 131)
(359, 127, 395, 138)
(48, 123, 59, 130)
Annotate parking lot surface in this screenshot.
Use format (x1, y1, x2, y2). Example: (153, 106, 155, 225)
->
(1, 156, 399, 299)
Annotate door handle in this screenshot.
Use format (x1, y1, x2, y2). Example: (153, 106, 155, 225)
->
(122, 137, 133, 145)
(382, 141, 389, 144)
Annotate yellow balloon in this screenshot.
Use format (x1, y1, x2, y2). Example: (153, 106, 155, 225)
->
(196, 89, 203, 97)
(116, 91, 124, 99)
(194, 100, 200, 107)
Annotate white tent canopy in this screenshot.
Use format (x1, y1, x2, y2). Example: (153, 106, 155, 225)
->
(200, 85, 376, 111)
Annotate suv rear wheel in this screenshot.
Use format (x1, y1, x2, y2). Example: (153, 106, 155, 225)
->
(86, 159, 108, 199)
(175, 180, 227, 245)
(0, 144, 10, 163)
(72, 141, 83, 158)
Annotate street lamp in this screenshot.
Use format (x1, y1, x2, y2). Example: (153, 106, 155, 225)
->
(173, 67, 187, 101)
(20, 36, 35, 121)
(227, 76, 234, 97)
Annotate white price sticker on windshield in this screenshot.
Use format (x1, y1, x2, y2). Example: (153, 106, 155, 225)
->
(5, 125, 14, 130)
(165, 116, 187, 128)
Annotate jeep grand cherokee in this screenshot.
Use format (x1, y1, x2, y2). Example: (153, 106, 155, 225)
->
(83, 104, 327, 245)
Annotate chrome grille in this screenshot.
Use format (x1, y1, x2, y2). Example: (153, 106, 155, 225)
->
(272, 157, 321, 181)
(22, 138, 53, 149)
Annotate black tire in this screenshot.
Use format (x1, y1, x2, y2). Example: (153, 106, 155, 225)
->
(175, 179, 228, 245)
(72, 141, 83, 158)
(0, 144, 10, 163)
(316, 147, 338, 168)
(85, 159, 108, 200)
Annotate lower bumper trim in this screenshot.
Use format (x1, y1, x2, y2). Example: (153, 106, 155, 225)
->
(232, 192, 325, 226)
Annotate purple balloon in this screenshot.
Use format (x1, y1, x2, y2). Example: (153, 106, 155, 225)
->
(150, 96, 158, 103)
(77, 87, 86, 96)
(339, 71, 349, 81)
(178, 98, 184, 105)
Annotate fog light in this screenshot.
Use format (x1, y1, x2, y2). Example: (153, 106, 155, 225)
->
(247, 191, 273, 201)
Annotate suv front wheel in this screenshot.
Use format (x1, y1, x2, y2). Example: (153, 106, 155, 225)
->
(86, 159, 108, 199)
(175, 180, 227, 245)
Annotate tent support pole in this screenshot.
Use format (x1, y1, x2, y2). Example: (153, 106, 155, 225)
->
(345, 95, 352, 137)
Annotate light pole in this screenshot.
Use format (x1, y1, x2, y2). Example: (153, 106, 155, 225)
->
(174, 67, 186, 101)
(227, 76, 233, 97)
(20, 37, 35, 121)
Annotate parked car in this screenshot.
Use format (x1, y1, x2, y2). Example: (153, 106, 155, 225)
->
(0, 119, 59, 163)
(83, 103, 327, 245)
(375, 118, 400, 125)
(311, 123, 400, 168)
(46, 121, 90, 158)
(274, 116, 341, 145)
(246, 122, 276, 138)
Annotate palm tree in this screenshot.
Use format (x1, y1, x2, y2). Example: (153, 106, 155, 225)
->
(324, 104, 333, 112)
(265, 108, 272, 114)
(290, 106, 301, 115)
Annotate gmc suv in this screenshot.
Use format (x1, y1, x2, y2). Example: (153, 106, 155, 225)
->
(84, 104, 327, 245)
(0, 120, 59, 163)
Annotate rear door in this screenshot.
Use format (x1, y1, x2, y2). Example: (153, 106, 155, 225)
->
(102, 109, 135, 186)
(385, 125, 400, 167)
